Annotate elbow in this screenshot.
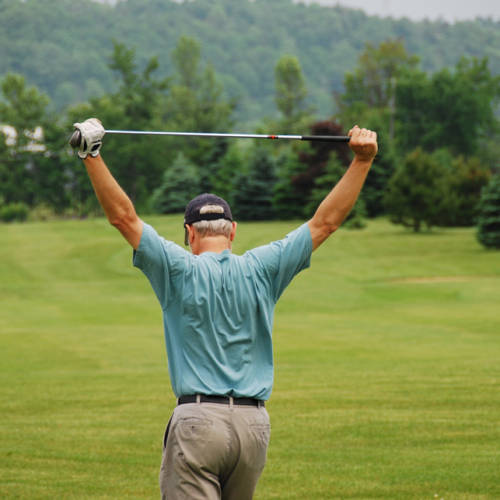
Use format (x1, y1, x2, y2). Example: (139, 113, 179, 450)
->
(109, 210, 136, 232)
(309, 218, 339, 247)
(322, 222, 339, 237)
(317, 214, 342, 236)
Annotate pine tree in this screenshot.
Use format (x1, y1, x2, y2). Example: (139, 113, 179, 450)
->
(272, 147, 308, 220)
(149, 153, 200, 214)
(476, 175, 500, 249)
(233, 144, 276, 221)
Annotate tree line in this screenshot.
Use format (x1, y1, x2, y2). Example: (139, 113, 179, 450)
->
(1, 37, 500, 246)
(1, 0, 500, 125)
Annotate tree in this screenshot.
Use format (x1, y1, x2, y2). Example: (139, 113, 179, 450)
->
(476, 175, 500, 249)
(335, 41, 415, 216)
(336, 39, 419, 138)
(68, 42, 170, 210)
(396, 57, 500, 156)
(274, 55, 311, 133)
(166, 36, 235, 189)
(149, 153, 200, 214)
(0, 73, 50, 207)
(272, 147, 309, 220)
(383, 148, 454, 232)
(447, 155, 491, 227)
(209, 143, 244, 206)
(233, 143, 276, 221)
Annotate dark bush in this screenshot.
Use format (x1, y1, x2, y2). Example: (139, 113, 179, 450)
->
(0, 202, 29, 222)
(476, 175, 500, 249)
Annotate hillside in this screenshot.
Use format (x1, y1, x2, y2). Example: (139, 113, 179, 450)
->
(1, 0, 499, 124)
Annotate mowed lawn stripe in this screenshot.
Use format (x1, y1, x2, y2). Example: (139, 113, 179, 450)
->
(1, 217, 499, 499)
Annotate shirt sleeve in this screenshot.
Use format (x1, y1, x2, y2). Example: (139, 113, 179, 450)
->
(248, 222, 313, 302)
(132, 222, 189, 306)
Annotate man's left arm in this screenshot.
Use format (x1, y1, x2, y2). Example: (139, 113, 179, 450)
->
(307, 125, 377, 251)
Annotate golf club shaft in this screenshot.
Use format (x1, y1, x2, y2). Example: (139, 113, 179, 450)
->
(104, 130, 350, 142)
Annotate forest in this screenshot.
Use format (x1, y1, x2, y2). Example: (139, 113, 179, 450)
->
(1, 0, 499, 244)
(1, 0, 500, 122)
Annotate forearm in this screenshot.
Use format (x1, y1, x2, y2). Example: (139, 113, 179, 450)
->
(308, 156, 372, 248)
(316, 156, 371, 228)
(83, 154, 137, 226)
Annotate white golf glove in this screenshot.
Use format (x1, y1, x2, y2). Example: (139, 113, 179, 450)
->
(73, 118, 105, 159)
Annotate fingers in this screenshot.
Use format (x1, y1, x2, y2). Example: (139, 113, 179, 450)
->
(348, 125, 378, 161)
(348, 125, 359, 137)
(349, 126, 376, 140)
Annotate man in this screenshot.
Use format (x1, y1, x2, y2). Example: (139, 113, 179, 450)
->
(72, 118, 377, 499)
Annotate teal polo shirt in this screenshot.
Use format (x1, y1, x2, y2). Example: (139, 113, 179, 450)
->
(133, 222, 312, 400)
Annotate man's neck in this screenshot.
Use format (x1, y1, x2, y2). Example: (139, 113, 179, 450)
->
(192, 236, 232, 255)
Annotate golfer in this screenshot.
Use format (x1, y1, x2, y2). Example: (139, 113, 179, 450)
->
(73, 118, 377, 499)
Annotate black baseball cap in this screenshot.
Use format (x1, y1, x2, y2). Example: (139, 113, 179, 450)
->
(183, 193, 233, 245)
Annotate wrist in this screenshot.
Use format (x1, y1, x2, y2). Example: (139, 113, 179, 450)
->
(353, 155, 374, 167)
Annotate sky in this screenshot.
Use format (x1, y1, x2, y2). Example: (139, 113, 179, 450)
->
(296, 0, 500, 23)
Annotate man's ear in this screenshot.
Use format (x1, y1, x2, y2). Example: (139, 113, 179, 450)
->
(230, 221, 237, 242)
(185, 224, 196, 246)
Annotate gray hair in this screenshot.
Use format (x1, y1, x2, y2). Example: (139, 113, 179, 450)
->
(192, 219, 233, 239)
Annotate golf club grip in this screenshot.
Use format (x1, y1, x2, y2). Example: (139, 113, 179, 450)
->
(69, 129, 82, 148)
(302, 135, 350, 142)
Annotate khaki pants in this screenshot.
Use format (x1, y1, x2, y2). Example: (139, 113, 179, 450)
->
(159, 400, 270, 500)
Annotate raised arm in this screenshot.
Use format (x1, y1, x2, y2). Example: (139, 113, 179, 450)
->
(73, 119, 143, 249)
(307, 125, 377, 251)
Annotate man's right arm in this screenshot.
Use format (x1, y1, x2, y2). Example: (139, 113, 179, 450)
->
(72, 118, 142, 249)
(307, 125, 377, 251)
(83, 154, 143, 250)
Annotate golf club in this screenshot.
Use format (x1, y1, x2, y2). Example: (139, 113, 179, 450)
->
(69, 128, 350, 148)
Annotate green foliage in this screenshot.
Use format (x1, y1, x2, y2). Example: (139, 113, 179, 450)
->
(337, 40, 499, 222)
(0, 11, 499, 227)
(272, 146, 309, 220)
(356, 114, 396, 217)
(2, 0, 500, 124)
(337, 39, 419, 127)
(0, 201, 29, 222)
(274, 55, 312, 133)
(383, 148, 454, 232)
(448, 155, 491, 226)
(149, 153, 200, 214)
(70, 41, 171, 208)
(0, 73, 62, 208)
(67, 38, 235, 211)
(165, 36, 234, 189)
(335, 41, 413, 214)
(209, 143, 244, 205)
(233, 143, 277, 221)
(396, 57, 500, 156)
(476, 175, 500, 249)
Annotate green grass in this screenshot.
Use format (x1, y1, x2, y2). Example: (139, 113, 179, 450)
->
(1, 216, 499, 499)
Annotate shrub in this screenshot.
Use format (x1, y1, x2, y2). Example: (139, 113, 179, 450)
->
(0, 202, 29, 222)
(29, 203, 57, 221)
(383, 147, 454, 232)
(476, 175, 500, 249)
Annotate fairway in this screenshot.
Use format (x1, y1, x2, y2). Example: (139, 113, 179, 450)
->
(1, 216, 499, 499)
